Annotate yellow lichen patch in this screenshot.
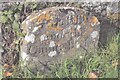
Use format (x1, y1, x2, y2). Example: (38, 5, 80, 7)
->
(84, 16, 86, 21)
(3, 64, 10, 68)
(47, 26, 63, 31)
(27, 12, 40, 22)
(47, 22, 53, 27)
(29, 16, 39, 22)
(56, 26, 63, 31)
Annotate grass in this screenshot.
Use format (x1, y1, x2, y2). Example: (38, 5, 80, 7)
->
(9, 33, 119, 78)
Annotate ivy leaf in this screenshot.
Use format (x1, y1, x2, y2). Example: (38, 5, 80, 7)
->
(12, 20, 20, 32)
(12, 20, 22, 38)
(32, 3, 37, 9)
(8, 15, 14, 22)
(14, 13, 20, 21)
(2, 10, 13, 15)
(0, 15, 8, 23)
(6, 10, 13, 15)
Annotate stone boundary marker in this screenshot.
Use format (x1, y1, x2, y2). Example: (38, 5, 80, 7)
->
(21, 7, 100, 73)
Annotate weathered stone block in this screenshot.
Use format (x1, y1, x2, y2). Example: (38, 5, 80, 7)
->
(21, 7, 100, 73)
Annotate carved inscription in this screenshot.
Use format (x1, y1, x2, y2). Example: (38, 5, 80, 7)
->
(21, 7, 100, 61)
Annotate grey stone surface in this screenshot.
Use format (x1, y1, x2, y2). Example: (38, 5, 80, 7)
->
(21, 7, 100, 73)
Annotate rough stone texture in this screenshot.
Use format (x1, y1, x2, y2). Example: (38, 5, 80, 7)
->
(21, 7, 100, 73)
(0, 23, 4, 64)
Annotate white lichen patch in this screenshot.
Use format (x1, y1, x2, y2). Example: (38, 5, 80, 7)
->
(25, 34, 35, 43)
(76, 42, 80, 48)
(64, 7, 75, 10)
(28, 27, 32, 29)
(91, 23, 96, 26)
(49, 41, 55, 47)
(76, 25, 81, 30)
(56, 33, 59, 36)
(76, 36, 80, 40)
(68, 10, 75, 15)
(62, 29, 66, 34)
(62, 34, 64, 38)
(26, 15, 30, 20)
(26, 20, 30, 26)
(71, 33, 74, 37)
(42, 11, 46, 14)
(21, 52, 29, 60)
(62, 52, 65, 54)
(32, 27, 39, 32)
(90, 31, 98, 39)
(40, 34, 47, 42)
(48, 51, 57, 57)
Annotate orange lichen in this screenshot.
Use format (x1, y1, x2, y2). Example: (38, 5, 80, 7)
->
(37, 13, 51, 22)
(89, 16, 99, 25)
(88, 72, 98, 78)
(47, 26, 63, 31)
(4, 64, 10, 68)
(45, 13, 51, 21)
(73, 16, 78, 24)
(83, 27, 93, 37)
(81, 27, 93, 42)
(3, 64, 13, 69)
(4, 71, 12, 77)
(37, 14, 45, 22)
